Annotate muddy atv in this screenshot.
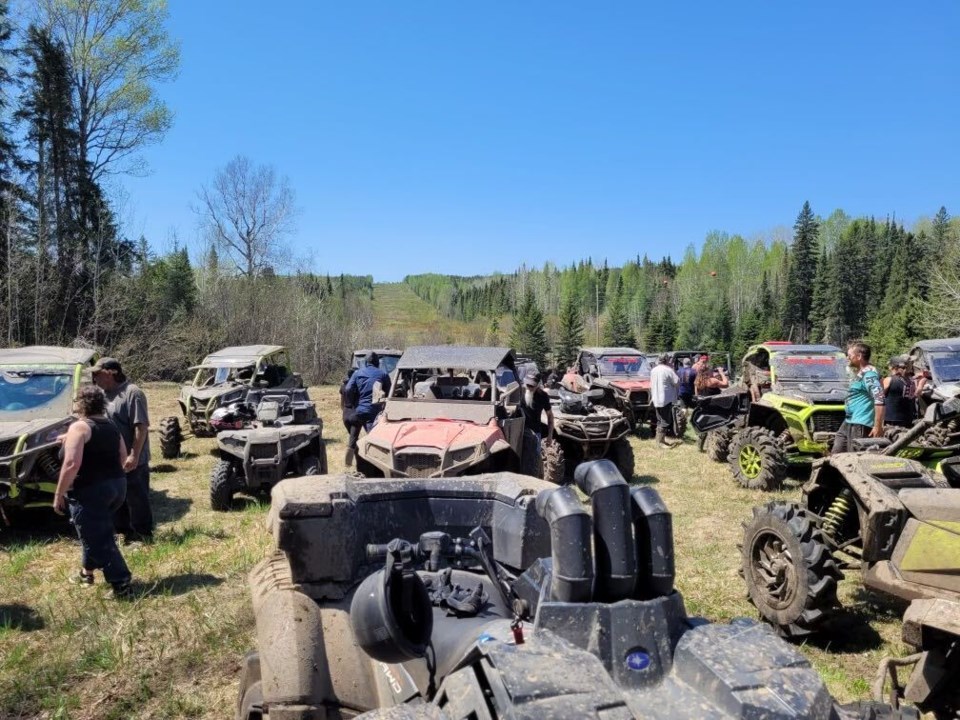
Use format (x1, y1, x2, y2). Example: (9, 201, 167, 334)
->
(159, 345, 301, 459)
(236, 460, 912, 720)
(740, 397, 960, 718)
(549, 386, 634, 480)
(0, 347, 96, 520)
(355, 346, 563, 483)
(908, 337, 960, 414)
(210, 388, 326, 511)
(692, 342, 848, 490)
(576, 346, 686, 439)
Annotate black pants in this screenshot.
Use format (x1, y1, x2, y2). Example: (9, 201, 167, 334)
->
(114, 464, 154, 540)
(69, 477, 132, 586)
(347, 410, 379, 450)
(831, 422, 870, 455)
(678, 392, 694, 408)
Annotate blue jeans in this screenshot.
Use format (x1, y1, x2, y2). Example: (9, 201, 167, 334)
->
(69, 477, 132, 586)
(114, 464, 154, 540)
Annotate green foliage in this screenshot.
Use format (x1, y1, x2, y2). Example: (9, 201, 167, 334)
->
(782, 201, 820, 342)
(510, 289, 549, 369)
(555, 293, 584, 368)
(602, 276, 636, 348)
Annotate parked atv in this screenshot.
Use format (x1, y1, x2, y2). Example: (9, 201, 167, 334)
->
(159, 345, 301, 459)
(740, 397, 960, 718)
(0, 346, 96, 520)
(355, 346, 564, 483)
(692, 342, 848, 490)
(210, 388, 326, 511)
(549, 386, 634, 480)
(907, 337, 960, 412)
(576, 346, 686, 439)
(236, 461, 911, 720)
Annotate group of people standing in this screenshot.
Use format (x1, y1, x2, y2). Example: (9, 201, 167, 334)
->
(52, 357, 154, 600)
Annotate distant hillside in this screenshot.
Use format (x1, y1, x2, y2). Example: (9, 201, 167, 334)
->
(371, 282, 501, 345)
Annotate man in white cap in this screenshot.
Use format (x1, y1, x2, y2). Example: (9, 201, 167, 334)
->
(650, 352, 680, 449)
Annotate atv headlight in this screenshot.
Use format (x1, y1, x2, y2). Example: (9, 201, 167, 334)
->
(450, 447, 479, 464)
(27, 425, 69, 448)
(221, 390, 245, 404)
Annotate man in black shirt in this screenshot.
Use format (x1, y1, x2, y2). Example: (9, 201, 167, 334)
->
(513, 370, 554, 446)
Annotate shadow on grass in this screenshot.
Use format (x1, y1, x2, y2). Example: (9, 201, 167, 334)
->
(136, 572, 224, 598)
(0, 604, 45, 631)
(803, 606, 886, 653)
(0, 508, 74, 542)
(151, 488, 192, 524)
(151, 463, 178, 473)
(632, 474, 660, 486)
(849, 585, 910, 623)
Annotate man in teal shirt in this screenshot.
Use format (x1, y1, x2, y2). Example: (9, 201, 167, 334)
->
(832, 342, 885, 454)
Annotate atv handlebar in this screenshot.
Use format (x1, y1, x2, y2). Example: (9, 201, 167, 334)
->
(366, 531, 481, 571)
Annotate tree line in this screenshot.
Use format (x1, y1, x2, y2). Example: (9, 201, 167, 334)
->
(407, 202, 960, 371)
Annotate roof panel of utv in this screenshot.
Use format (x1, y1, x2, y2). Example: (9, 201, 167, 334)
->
(202, 345, 286, 365)
(396, 346, 514, 370)
(353, 348, 403, 357)
(763, 344, 841, 354)
(0, 346, 96, 365)
(580, 347, 645, 356)
(912, 338, 960, 352)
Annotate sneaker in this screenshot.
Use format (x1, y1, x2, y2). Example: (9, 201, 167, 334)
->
(110, 582, 135, 600)
(69, 569, 94, 586)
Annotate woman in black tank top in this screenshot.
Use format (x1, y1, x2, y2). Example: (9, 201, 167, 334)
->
(883, 357, 917, 428)
(53, 386, 133, 598)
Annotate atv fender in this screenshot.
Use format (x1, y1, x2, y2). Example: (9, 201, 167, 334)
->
(746, 401, 788, 435)
(249, 553, 378, 713)
(901, 599, 960, 709)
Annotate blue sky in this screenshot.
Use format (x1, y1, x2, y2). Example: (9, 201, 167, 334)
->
(126, 1, 959, 280)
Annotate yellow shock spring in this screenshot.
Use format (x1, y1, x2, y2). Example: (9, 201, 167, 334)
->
(822, 490, 853, 539)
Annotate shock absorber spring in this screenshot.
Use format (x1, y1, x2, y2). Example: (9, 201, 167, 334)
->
(821, 489, 853, 540)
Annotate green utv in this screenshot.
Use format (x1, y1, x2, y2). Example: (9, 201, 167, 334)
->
(692, 342, 848, 490)
(158, 345, 301, 459)
(0, 347, 96, 521)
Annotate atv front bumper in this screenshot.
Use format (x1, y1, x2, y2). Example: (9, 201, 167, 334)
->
(0, 438, 62, 508)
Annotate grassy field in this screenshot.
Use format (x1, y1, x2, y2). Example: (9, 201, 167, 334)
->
(0, 383, 913, 719)
(371, 283, 495, 344)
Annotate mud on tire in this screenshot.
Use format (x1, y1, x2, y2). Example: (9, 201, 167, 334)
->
(159, 416, 182, 460)
(210, 459, 238, 511)
(705, 427, 734, 463)
(541, 440, 566, 484)
(607, 437, 635, 481)
(740, 501, 842, 638)
(728, 426, 788, 490)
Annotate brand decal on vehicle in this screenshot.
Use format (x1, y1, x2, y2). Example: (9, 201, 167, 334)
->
(625, 648, 651, 671)
(379, 662, 404, 694)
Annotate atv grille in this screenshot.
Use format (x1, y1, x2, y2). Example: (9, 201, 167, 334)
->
(249, 444, 276, 460)
(810, 411, 845, 434)
(396, 453, 441, 478)
(191, 398, 208, 412)
(0, 439, 16, 458)
(629, 390, 650, 408)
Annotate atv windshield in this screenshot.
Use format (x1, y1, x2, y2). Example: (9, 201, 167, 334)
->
(356, 355, 400, 375)
(0, 366, 76, 421)
(193, 365, 254, 387)
(597, 355, 650, 377)
(930, 352, 960, 384)
(772, 355, 848, 384)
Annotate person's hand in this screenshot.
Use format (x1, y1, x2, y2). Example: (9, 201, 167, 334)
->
(53, 492, 67, 515)
(55, 433, 67, 444)
(868, 426, 882, 438)
(123, 454, 137, 472)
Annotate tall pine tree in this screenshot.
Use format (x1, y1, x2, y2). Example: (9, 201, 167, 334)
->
(510, 289, 550, 370)
(555, 293, 584, 369)
(782, 201, 819, 342)
(603, 276, 636, 348)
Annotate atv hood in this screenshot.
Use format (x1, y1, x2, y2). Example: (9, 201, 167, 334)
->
(608, 379, 651, 392)
(932, 382, 960, 402)
(772, 381, 846, 404)
(369, 419, 501, 452)
(0, 419, 64, 445)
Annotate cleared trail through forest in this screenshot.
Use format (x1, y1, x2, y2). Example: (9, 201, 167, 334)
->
(372, 282, 484, 344)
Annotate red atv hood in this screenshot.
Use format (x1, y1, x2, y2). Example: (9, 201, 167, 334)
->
(610, 379, 650, 392)
(370, 419, 501, 451)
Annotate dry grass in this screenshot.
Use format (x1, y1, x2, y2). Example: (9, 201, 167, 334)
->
(0, 384, 912, 718)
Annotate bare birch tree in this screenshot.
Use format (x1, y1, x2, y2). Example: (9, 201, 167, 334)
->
(194, 155, 298, 278)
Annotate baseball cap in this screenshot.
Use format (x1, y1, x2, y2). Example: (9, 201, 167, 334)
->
(888, 355, 907, 368)
(91, 357, 122, 374)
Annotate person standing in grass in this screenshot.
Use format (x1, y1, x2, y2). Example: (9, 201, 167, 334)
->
(650, 353, 680, 449)
(53, 385, 134, 599)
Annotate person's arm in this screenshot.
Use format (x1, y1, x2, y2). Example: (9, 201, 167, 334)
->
(381, 371, 391, 396)
(545, 407, 554, 443)
(125, 389, 150, 472)
(881, 376, 891, 394)
(53, 422, 90, 514)
(865, 371, 886, 437)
